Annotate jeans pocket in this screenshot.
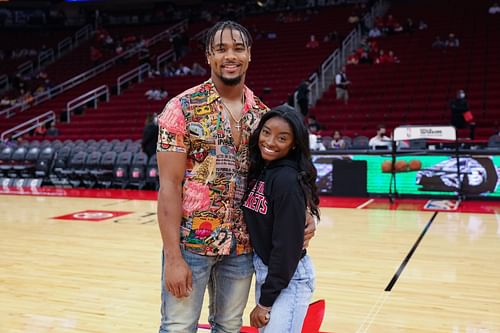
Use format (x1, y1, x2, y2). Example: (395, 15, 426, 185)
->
(297, 256, 315, 293)
(253, 255, 268, 284)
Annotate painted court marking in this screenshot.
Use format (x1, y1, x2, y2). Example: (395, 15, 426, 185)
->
(52, 210, 132, 222)
(356, 199, 374, 209)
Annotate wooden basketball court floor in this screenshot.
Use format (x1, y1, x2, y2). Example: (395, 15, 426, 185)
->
(1, 190, 499, 333)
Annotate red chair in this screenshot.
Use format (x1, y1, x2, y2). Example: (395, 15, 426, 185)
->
(198, 299, 328, 333)
(302, 299, 326, 333)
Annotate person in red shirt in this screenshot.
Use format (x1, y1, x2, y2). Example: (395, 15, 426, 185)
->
(305, 34, 319, 48)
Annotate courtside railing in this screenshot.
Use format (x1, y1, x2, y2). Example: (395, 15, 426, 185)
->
(65, 85, 109, 123)
(156, 20, 195, 70)
(305, 0, 389, 106)
(0, 110, 55, 141)
(0, 74, 8, 92)
(0, 20, 187, 120)
(117, 63, 150, 95)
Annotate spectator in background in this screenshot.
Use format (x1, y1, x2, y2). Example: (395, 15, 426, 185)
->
(404, 18, 415, 34)
(141, 113, 158, 159)
(305, 34, 319, 48)
(359, 50, 373, 64)
(348, 10, 360, 24)
(266, 31, 277, 39)
(307, 115, 321, 134)
(174, 63, 191, 76)
(323, 30, 339, 43)
(445, 33, 460, 48)
(375, 49, 389, 64)
(115, 42, 124, 56)
(1, 96, 13, 106)
(368, 125, 391, 149)
(104, 34, 114, 49)
(432, 36, 446, 49)
(46, 122, 60, 137)
(162, 62, 176, 77)
(384, 14, 399, 34)
(347, 53, 360, 65)
(330, 130, 346, 149)
(386, 50, 400, 63)
(335, 66, 351, 104)
(90, 45, 103, 66)
(418, 19, 428, 30)
(191, 62, 207, 76)
(34, 124, 47, 136)
(309, 131, 326, 151)
(450, 89, 475, 139)
(368, 26, 382, 38)
(145, 88, 168, 100)
(489, 2, 500, 14)
(296, 80, 310, 116)
(376, 50, 399, 64)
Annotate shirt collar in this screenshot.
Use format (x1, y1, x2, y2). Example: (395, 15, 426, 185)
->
(206, 79, 256, 113)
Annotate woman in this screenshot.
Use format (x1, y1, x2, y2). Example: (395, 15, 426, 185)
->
(242, 105, 320, 332)
(331, 130, 346, 149)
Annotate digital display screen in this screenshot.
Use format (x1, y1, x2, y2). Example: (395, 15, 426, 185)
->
(312, 154, 500, 197)
(311, 156, 334, 193)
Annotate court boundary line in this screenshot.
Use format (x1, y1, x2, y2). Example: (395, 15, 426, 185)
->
(355, 291, 390, 333)
(384, 211, 438, 291)
(356, 199, 374, 209)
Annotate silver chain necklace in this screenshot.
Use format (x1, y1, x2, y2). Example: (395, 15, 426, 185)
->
(220, 96, 245, 131)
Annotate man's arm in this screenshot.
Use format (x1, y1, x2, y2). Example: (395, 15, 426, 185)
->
(303, 210, 317, 249)
(157, 151, 192, 298)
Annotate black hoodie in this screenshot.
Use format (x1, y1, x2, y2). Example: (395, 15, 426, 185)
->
(242, 158, 306, 307)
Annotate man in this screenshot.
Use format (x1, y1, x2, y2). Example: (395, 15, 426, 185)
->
(368, 124, 391, 149)
(335, 66, 350, 104)
(296, 80, 310, 116)
(141, 113, 158, 159)
(450, 89, 475, 139)
(156, 21, 316, 332)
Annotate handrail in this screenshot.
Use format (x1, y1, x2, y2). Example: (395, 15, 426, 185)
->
(75, 24, 93, 44)
(1, 60, 116, 119)
(289, 0, 389, 109)
(193, 28, 209, 43)
(149, 19, 188, 47)
(0, 23, 95, 95)
(341, 30, 356, 61)
(38, 48, 55, 68)
(157, 26, 208, 71)
(58, 37, 73, 57)
(315, 0, 388, 98)
(1, 20, 187, 119)
(1, 46, 135, 119)
(156, 49, 176, 72)
(308, 72, 320, 106)
(17, 60, 33, 76)
(0, 74, 8, 92)
(0, 110, 55, 141)
(320, 49, 339, 91)
(65, 85, 109, 123)
(117, 63, 150, 95)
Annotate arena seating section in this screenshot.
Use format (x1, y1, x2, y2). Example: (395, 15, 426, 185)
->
(1, 1, 499, 189)
(0, 138, 159, 190)
(0, 28, 78, 78)
(313, 0, 500, 139)
(0, 22, 190, 137)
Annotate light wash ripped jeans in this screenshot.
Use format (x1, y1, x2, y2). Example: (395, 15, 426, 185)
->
(253, 254, 315, 333)
(159, 249, 254, 333)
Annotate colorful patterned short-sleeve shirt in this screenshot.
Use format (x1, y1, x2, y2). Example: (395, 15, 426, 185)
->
(157, 80, 269, 256)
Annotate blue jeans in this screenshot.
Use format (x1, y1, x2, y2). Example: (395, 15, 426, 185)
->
(159, 249, 254, 333)
(253, 254, 315, 333)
